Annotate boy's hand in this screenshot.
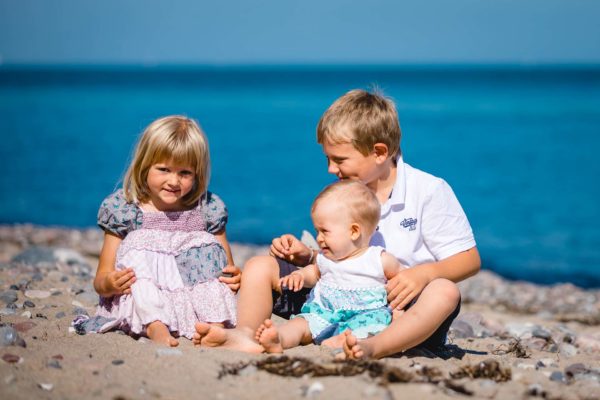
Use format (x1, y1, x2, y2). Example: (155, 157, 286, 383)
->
(104, 268, 136, 296)
(269, 234, 312, 266)
(280, 271, 304, 292)
(385, 267, 430, 310)
(219, 265, 242, 293)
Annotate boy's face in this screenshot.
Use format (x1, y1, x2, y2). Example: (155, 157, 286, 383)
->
(322, 139, 381, 187)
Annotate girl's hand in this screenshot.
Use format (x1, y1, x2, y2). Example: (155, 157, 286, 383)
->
(385, 267, 430, 310)
(104, 268, 137, 296)
(219, 265, 241, 293)
(280, 271, 304, 292)
(269, 234, 312, 266)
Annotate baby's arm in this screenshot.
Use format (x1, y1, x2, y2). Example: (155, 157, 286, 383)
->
(93, 232, 137, 297)
(214, 228, 242, 292)
(280, 263, 320, 292)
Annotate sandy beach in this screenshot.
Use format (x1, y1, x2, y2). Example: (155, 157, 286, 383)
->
(1, 225, 599, 399)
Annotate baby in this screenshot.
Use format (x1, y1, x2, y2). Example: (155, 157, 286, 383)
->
(256, 180, 403, 352)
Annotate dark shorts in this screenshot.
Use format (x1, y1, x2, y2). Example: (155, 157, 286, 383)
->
(272, 259, 461, 351)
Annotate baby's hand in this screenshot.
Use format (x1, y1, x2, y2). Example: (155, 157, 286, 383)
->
(280, 271, 304, 292)
(105, 268, 136, 296)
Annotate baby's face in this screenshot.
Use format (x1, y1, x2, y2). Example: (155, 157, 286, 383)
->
(311, 199, 359, 261)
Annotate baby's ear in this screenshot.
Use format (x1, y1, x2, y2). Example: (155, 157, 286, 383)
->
(350, 223, 361, 240)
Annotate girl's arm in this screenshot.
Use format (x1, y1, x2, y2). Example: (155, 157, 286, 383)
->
(94, 232, 136, 297)
(214, 228, 242, 292)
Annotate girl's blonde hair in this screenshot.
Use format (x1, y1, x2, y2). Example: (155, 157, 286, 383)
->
(123, 116, 210, 207)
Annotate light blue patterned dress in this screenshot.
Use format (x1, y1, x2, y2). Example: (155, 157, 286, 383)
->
(293, 246, 392, 343)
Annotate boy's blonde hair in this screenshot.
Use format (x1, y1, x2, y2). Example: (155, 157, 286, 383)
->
(312, 180, 381, 236)
(123, 116, 210, 207)
(317, 89, 401, 158)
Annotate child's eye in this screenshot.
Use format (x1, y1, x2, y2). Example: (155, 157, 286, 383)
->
(157, 167, 169, 172)
(180, 170, 194, 176)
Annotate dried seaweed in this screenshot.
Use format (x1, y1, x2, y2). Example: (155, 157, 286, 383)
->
(219, 355, 513, 396)
(491, 338, 530, 358)
(450, 359, 512, 382)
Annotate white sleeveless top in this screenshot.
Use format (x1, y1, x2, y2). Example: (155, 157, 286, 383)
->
(317, 245, 386, 289)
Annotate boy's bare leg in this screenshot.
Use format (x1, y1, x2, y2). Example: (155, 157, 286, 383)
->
(256, 318, 312, 353)
(342, 279, 460, 360)
(146, 320, 179, 347)
(193, 255, 281, 353)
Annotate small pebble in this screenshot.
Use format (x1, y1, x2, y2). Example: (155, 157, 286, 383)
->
(38, 382, 54, 391)
(112, 359, 125, 366)
(25, 290, 51, 299)
(35, 313, 48, 319)
(549, 371, 565, 382)
(0, 308, 16, 316)
(302, 381, 324, 397)
(13, 320, 37, 333)
(20, 311, 32, 319)
(2, 353, 22, 363)
(155, 348, 183, 357)
(0, 290, 18, 304)
(23, 300, 36, 308)
(55, 311, 66, 319)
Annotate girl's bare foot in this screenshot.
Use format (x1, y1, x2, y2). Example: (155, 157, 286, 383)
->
(147, 321, 179, 347)
(256, 319, 283, 353)
(193, 322, 263, 353)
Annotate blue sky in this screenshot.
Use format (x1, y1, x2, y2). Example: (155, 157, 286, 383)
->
(1, 0, 599, 64)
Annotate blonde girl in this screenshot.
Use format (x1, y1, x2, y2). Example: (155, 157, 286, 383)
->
(73, 116, 240, 346)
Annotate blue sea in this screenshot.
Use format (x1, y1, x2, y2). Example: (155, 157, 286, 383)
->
(1, 65, 599, 288)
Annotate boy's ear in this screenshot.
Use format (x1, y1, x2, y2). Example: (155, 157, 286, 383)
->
(350, 223, 361, 241)
(373, 143, 389, 163)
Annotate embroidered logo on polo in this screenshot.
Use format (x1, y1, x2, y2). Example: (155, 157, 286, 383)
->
(400, 218, 418, 231)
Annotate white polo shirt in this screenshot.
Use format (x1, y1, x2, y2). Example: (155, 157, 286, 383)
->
(370, 157, 476, 267)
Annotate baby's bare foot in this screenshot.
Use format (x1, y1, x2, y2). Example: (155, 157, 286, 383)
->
(337, 330, 369, 360)
(257, 319, 283, 353)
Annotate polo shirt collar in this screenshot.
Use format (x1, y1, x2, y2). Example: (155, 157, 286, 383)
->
(384, 154, 406, 209)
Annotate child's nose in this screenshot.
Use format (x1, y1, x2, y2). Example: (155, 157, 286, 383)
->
(327, 162, 339, 175)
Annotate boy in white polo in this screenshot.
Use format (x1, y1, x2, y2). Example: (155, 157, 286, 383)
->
(193, 89, 481, 359)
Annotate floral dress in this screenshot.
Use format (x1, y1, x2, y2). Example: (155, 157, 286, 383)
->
(73, 190, 236, 339)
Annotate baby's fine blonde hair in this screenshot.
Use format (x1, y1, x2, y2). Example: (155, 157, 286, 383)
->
(312, 180, 381, 236)
(317, 89, 401, 158)
(123, 115, 210, 206)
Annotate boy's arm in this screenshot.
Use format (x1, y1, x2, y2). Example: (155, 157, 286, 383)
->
(386, 246, 480, 309)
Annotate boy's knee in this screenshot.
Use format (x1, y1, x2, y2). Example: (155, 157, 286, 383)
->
(429, 279, 460, 309)
(243, 256, 280, 284)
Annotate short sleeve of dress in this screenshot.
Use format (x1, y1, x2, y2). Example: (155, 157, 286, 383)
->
(202, 191, 228, 234)
(97, 189, 142, 238)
